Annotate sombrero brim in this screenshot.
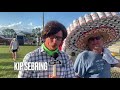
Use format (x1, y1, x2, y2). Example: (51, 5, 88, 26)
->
(76, 26, 119, 50)
(64, 12, 120, 54)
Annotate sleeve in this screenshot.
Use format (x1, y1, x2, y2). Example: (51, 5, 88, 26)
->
(103, 48, 119, 65)
(65, 55, 76, 78)
(18, 53, 33, 78)
(74, 53, 87, 78)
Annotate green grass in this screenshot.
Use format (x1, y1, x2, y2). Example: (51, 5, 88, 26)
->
(0, 45, 37, 78)
(0, 45, 120, 78)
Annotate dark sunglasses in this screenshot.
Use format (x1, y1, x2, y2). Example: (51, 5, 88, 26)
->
(49, 35, 63, 41)
(88, 36, 101, 41)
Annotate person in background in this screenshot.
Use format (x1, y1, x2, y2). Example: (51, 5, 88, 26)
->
(9, 37, 19, 61)
(18, 20, 75, 78)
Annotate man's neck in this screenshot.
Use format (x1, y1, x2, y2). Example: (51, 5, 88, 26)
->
(42, 43, 58, 56)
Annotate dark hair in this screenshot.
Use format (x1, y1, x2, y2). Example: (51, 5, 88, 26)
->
(42, 20, 67, 40)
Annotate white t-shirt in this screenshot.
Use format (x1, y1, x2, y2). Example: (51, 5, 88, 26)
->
(11, 41, 18, 50)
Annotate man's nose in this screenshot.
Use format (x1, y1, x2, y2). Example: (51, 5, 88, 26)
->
(53, 38, 57, 43)
(93, 39, 98, 43)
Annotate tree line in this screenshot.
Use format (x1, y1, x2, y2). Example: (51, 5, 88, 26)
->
(1, 28, 42, 38)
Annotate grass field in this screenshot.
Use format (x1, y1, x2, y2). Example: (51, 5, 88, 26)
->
(0, 45, 37, 78)
(0, 45, 120, 78)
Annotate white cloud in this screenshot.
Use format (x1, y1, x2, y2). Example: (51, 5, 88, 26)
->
(0, 22, 22, 29)
(28, 22, 33, 26)
(0, 21, 43, 33)
(33, 25, 41, 29)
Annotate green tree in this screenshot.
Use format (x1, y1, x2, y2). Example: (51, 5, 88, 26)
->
(32, 28, 41, 38)
(2, 28, 16, 38)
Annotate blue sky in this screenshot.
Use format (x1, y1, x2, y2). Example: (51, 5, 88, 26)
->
(0, 12, 91, 33)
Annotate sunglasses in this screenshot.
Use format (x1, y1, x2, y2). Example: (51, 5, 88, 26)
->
(88, 36, 101, 41)
(49, 35, 63, 41)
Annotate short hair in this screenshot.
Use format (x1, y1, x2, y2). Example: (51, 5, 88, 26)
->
(42, 20, 67, 40)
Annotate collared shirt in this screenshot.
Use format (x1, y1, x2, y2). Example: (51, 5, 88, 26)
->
(18, 46, 75, 78)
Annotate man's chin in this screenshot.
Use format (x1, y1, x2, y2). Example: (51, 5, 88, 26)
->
(94, 46, 99, 49)
(51, 47, 57, 51)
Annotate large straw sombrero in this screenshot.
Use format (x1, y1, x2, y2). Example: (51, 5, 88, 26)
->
(63, 12, 120, 55)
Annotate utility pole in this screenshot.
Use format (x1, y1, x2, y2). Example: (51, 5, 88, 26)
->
(41, 12, 44, 44)
(43, 12, 44, 31)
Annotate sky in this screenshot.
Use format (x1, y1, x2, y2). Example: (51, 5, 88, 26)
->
(0, 12, 91, 33)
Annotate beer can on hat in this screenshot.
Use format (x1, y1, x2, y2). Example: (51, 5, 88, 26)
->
(84, 14, 93, 26)
(68, 26, 72, 33)
(109, 12, 120, 27)
(97, 12, 106, 19)
(84, 25, 92, 31)
(80, 14, 92, 31)
(78, 26, 85, 31)
(70, 23, 74, 31)
(91, 12, 99, 21)
(73, 19, 80, 29)
(67, 27, 71, 35)
(78, 16, 86, 26)
(103, 12, 113, 24)
(111, 12, 120, 21)
(111, 12, 120, 17)
(91, 12, 105, 27)
(91, 12, 100, 26)
(105, 12, 113, 19)
(78, 16, 89, 31)
(97, 12, 107, 23)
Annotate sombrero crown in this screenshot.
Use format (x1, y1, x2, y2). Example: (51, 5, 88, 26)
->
(63, 12, 120, 54)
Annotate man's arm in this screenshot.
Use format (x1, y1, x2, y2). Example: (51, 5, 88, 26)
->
(73, 53, 87, 78)
(9, 41, 12, 51)
(65, 58, 76, 78)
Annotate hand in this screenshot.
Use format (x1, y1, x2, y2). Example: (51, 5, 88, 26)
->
(49, 74, 58, 78)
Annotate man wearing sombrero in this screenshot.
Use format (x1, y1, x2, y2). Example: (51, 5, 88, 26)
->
(64, 12, 120, 78)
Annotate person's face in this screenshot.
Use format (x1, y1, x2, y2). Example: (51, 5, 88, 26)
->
(87, 36, 104, 50)
(45, 31, 63, 50)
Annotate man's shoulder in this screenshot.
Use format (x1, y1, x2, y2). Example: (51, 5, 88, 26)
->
(76, 50, 91, 62)
(26, 47, 43, 57)
(23, 47, 43, 62)
(78, 50, 89, 56)
(59, 51, 69, 57)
